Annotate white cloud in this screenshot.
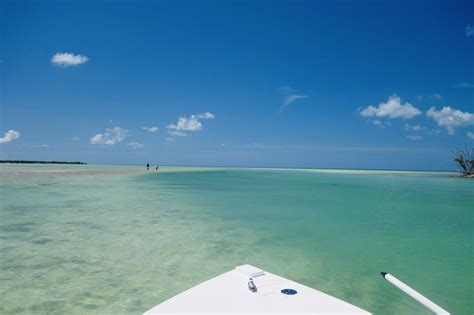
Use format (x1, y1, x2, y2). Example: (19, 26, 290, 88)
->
(34, 144, 49, 148)
(167, 116, 202, 132)
(404, 123, 425, 132)
(196, 112, 215, 119)
(426, 106, 474, 134)
(72, 137, 80, 141)
(431, 93, 442, 100)
(51, 52, 88, 67)
(466, 25, 474, 37)
(359, 95, 421, 119)
(90, 135, 105, 144)
(167, 112, 215, 136)
(90, 126, 127, 145)
(168, 130, 187, 137)
(0, 130, 20, 144)
(372, 120, 391, 128)
(406, 135, 423, 141)
(142, 126, 159, 133)
(467, 132, 474, 140)
(127, 141, 144, 149)
(453, 82, 474, 89)
(166, 137, 175, 142)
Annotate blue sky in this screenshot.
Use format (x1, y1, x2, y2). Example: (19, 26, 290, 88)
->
(1, 0, 473, 170)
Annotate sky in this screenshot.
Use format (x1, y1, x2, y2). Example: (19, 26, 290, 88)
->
(1, 0, 473, 170)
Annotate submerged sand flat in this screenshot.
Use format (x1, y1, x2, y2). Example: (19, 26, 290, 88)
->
(0, 164, 471, 314)
(251, 167, 458, 177)
(0, 163, 458, 181)
(0, 164, 232, 182)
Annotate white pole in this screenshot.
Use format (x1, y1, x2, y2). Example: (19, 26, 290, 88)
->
(381, 272, 450, 315)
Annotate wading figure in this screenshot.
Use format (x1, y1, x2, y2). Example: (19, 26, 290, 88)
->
(146, 163, 150, 171)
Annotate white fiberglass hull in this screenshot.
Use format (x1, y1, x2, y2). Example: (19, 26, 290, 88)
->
(144, 264, 370, 314)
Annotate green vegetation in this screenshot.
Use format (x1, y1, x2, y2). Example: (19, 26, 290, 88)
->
(0, 160, 87, 165)
(454, 145, 473, 177)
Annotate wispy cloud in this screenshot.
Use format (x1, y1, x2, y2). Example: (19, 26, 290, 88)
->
(237, 143, 444, 154)
(404, 123, 425, 132)
(278, 86, 309, 112)
(90, 126, 127, 145)
(127, 141, 144, 149)
(467, 132, 474, 140)
(453, 82, 474, 89)
(279, 86, 295, 93)
(0, 130, 20, 144)
(414, 95, 424, 101)
(245, 143, 285, 150)
(372, 120, 391, 128)
(167, 112, 215, 137)
(426, 106, 474, 134)
(359, 95, 421, 119)
(406, 135, 423, 141)
(466, 25, 474, 37)
(414, 93, 441, 101)
(168, 130, 187, 137)
(72, 137, 80, 141)
(142, 126, 159, 133)
(280, 95, 308, 112)
(430, 93, 442, 100)
(165, 137, 175, 142)
(51, 52, 88, 67)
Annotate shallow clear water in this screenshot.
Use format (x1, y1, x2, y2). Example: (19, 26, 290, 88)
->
(0, 165, 472, 314)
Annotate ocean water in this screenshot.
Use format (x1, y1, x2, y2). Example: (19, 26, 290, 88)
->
(0, 164, 472, 314)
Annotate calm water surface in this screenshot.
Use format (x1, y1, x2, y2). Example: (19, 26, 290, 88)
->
(0, 165, 472, 314)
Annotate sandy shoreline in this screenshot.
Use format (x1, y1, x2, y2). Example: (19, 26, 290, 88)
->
(0, 164, 461, 182)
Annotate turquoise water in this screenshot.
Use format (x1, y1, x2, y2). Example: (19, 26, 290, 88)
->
(0, 165, 472, 314)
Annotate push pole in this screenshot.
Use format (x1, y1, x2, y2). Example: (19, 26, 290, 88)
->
(380, 272, 450, 315)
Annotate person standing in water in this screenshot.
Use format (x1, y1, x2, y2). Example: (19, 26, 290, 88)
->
(146, 163, 150, 171)
(155, 165, 158, 171)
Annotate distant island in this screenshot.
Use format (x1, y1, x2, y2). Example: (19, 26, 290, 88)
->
(0, 160, 87, 165)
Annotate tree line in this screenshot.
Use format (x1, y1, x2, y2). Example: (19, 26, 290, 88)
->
(0, 160, 87, 165)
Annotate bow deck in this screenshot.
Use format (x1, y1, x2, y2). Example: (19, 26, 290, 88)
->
(144, 264, 370, 314)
